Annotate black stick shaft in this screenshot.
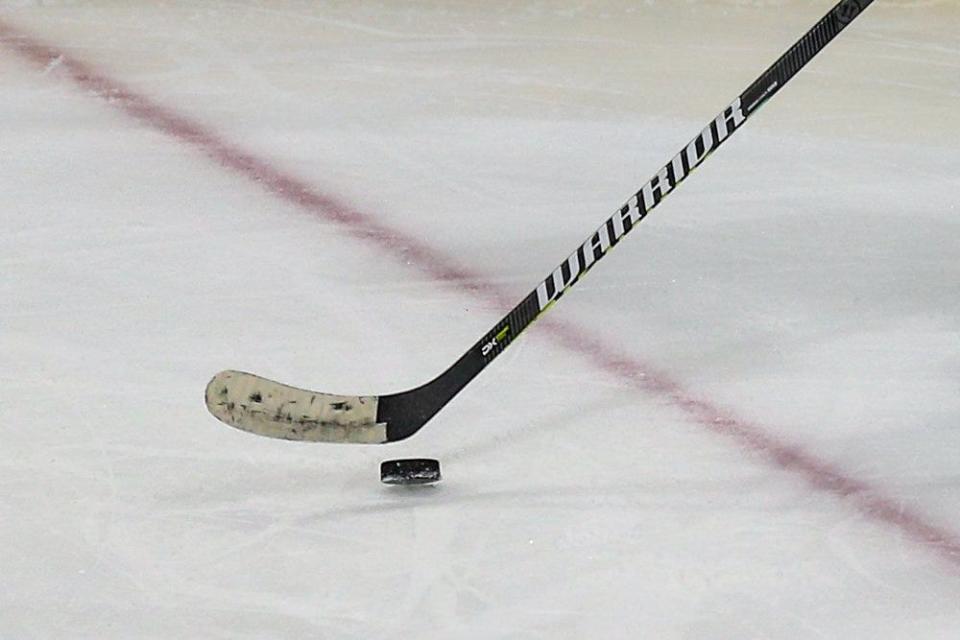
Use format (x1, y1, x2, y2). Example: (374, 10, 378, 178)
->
(380, 0, 874, 440)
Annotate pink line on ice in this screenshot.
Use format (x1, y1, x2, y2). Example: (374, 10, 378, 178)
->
(3, 19, 958, 570)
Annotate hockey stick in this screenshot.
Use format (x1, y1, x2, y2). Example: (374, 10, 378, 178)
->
(206, 0, 874, 444)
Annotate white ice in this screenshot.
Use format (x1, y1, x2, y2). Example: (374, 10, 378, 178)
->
(2, 1, 959, 637)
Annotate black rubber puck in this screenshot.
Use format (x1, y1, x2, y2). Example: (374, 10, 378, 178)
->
(381, 458, 441, 485)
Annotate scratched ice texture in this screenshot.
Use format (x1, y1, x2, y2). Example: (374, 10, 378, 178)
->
(1, 1, 958, 638)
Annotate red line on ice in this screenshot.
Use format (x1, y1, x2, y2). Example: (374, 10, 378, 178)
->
(3, 19, 958, 569)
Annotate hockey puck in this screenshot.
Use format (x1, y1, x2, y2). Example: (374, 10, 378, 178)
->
(380, 458, 441, 485)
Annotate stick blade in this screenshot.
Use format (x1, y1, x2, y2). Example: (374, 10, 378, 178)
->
(205, 370, 387, 444)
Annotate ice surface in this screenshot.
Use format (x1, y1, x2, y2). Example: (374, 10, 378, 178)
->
(1, 1, 959, 637)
